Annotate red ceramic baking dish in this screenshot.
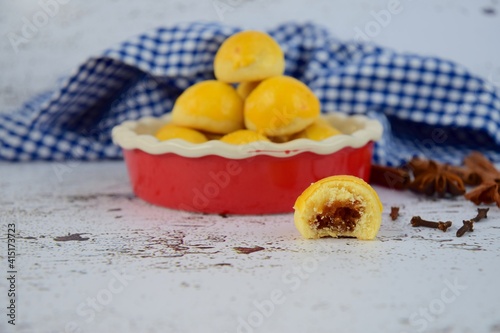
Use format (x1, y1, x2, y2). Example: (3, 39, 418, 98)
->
(112, 112, 382, 214)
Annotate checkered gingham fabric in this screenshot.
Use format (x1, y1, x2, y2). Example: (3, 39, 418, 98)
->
(1, 22, 500, 166)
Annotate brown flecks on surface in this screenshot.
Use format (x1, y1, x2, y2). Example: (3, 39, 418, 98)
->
(247, 220, 265, 225)
(124, 232, 227, 259)
(20, 236, 37, 240)
(233, 246, 265, 254)
(390, 206, 400, 221)
(184, 215, 204, 220)
(206, 235, 226, 243)
(213, 263, 233, 267)
(115, 216, 123, 219)
(312, 201, 362, 233)
(441, 243, 485, 252)
(66, 193, 135, 203)
(54, 233, 90, 242)
(219, 213, 229, 218)
(108, 208, 122, 212)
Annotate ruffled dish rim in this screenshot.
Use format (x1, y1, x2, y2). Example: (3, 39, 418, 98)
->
(111, 112, 383, 159)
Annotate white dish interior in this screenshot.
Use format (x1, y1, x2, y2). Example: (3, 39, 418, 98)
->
(111, 112, 383, 159)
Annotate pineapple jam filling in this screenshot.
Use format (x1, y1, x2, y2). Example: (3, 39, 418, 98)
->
(311, 201, 363, 233)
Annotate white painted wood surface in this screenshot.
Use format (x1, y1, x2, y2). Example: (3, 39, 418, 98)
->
(1, 161, 500, 333)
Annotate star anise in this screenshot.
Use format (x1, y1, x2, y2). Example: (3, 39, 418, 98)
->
(443, 164, 482, 186)
(463, 151, 500, 180)
(407, 158, 466, 197)
(465, 181, 500, 207)
(463, 152, 500, 207)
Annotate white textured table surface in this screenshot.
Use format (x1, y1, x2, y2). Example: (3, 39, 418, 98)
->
(1, 161, 500, 333)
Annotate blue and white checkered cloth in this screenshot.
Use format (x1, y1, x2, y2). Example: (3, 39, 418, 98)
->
(1, 22, 500, 166)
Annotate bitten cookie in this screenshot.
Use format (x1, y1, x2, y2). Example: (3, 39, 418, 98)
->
(293, 175, 383, 240)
